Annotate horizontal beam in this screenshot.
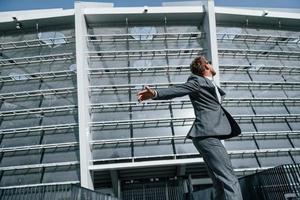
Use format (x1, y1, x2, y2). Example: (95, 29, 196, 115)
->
(0, 87, 76, 100)
(0, 53, 75, 66)
(0, 142, 78, 153)
(88, 65, 190, 75)
(0, 123, 78, 135)
(90, 114, 300, 128)
(87, 31, 205, 42)
(0, 161, 79, 171)
(218, 48, 300, 58)
(90, 148, 300, 166)
(0, 36, 75, 50)
(217, 32, 299, 44)
(0, 181, 80, 190)
(90, 130, 300, 146)
(220, 64, 300, 74)
(88, 48, 205, 59)
(0, 70, 76, 83)
(89, 98, 300, 113)
(90, 157, 205, 171)
(89, 81, 300, 93)
(0, 105, 77, 117)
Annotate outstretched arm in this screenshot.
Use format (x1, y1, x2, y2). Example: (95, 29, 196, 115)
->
(137, 75, 199, 102)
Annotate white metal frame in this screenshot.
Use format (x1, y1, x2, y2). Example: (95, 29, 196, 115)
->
(0, 53, 75, 66)
(0, 0, 300, 192)
(75, 2, 94, 190)
(0, 36, 75, 50)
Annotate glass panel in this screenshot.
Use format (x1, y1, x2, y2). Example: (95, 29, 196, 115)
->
(1, 132, 41, 147)
(258, 154, 294, 167)
(231, 157, 259, 169)
(0, 169, 42, 186)
(93, 144, 132, 160)
(289, 122, 300, 131)
(92, 129, 131, 140)
(222, 87, 253, 98)
(134, 140, 173, 157)
(254, 121, 290, 132)
(248, 73, 285, 82)
(225, 139, 257, 151)
(42, 148, 79, 163)
(255, 138, 292, 149)
(174, 140, 198, 155)
(251, 89, 287, 98)
(221, 72, 251, 82)
(223, 106, 254, 115)
(42, 166, 79, 183)
(173, 125, 193, 136)
(238, 123, 256, 132)
(252, 106, 288, 115)
(283, 74, 300, 82)
(0, 151, 41, 167)
(133, 127, 172, 137)
(0, 24, 77, 187)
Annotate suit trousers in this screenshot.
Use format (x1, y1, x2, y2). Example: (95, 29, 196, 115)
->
(192, 137, 243, 200)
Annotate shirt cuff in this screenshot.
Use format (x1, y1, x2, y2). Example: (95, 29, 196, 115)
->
(152, 90, 158, 99)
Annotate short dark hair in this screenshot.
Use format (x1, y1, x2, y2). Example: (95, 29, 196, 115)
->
(190, 56, 210, 76)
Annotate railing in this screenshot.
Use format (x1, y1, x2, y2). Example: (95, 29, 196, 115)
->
(238, 164, 300, 200)
(0, 36, 75, 50)
(0, 70, 76, 83)
(87, 32, 205, 42)
(0, 183, 118, 200)
(88, 81, 300, 93)
(218, 48, 300, 58)
(217, 33, 300, 45)
(191, 164, 300, 200)
(88, 48, 205, 59)
(88, 98, 300, 112)
(0, 87, 76, 100)
(0, 53, 75, 66)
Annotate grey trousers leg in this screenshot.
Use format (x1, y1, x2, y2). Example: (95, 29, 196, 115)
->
(192, 137, 243, 200)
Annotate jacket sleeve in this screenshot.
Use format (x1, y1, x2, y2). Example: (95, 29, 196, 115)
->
(152, 75, 199, 100)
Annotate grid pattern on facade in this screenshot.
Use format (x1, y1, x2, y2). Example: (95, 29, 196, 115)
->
(0, 25, 80, 188)
(86, 20, 207, 166)
(217, 25, 300, 171)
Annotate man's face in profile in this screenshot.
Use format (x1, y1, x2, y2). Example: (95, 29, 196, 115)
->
(208, 62, 216, 76)
(200, 60, 216, 77)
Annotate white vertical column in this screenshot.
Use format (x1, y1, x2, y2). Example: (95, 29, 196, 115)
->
(75, 2, 94, 190)
(203, 0, 220, 84)
(203, 1, 225, 146)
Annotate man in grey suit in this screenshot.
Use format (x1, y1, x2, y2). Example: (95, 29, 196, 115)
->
(137, 56, 243, 200)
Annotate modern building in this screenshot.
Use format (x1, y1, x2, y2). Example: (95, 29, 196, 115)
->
(0, 1, 299, 199)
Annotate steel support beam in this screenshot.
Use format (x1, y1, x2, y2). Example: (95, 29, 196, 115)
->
(75, 2, 94, 190)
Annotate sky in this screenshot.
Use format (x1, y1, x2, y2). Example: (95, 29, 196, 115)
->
(0, 0, 299, 11)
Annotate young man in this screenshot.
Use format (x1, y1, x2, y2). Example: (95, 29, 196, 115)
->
(137, 56, 243, 200)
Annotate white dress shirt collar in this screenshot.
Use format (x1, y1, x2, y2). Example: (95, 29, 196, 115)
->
(204, 75, 214, 81)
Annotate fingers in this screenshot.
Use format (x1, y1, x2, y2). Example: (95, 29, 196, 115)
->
(137, 85, 151, 103)
(138, 95, 143, 102)
(145, 85, 151, 91)
(137, 85, 150, 96)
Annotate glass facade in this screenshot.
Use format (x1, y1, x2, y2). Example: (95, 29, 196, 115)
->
(218, 25, 300, 170)
(0, 2, 299, 198)
(0, 22, 80, 187)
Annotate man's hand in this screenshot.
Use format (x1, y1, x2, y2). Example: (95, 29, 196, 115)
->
(137, 85, 156, 102)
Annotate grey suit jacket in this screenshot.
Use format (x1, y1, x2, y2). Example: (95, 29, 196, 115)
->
(152, 74, 241, 140)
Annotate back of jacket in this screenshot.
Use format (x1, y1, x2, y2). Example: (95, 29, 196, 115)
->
(152, 74, 241, 139)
